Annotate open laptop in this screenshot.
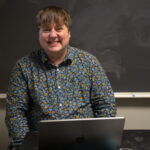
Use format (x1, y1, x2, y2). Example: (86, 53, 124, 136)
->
(38, 117, 125, 150)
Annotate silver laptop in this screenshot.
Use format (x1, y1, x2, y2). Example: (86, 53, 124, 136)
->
(38, 117, 125, 150)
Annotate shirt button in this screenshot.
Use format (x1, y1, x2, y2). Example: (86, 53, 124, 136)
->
(58, 86, 61, 89)
(95, 113, 98, 116)
(59, 103, 62, 107)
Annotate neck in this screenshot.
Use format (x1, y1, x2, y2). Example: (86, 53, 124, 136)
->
(47, 49, 68, 67)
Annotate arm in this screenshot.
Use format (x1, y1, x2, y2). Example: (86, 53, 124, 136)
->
(5, 61, 29, 148)
(90, 57, 117, 117)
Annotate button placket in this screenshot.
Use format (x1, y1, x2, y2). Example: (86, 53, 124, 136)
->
(55, 67, 63, 116)
(56, 68, 61, 89)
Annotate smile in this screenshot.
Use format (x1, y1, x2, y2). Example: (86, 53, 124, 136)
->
(48, 41, 60, 44)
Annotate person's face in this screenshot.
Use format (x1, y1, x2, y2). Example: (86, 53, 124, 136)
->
(39, 23, 71, 55)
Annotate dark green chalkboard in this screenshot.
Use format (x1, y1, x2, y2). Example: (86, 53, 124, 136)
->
(1, 0, 150, 92)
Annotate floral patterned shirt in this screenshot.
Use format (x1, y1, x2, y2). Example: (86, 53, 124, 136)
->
(5, 45, 116, 147)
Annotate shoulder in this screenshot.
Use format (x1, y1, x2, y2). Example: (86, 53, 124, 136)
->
(16, 50, 39, 66)
(13, 50, 40, 73)
(70, 46, 100, 65)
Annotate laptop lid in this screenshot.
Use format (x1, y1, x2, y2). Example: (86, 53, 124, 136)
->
(38, 117, 125, 150)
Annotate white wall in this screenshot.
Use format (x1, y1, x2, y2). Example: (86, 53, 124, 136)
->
(0, 99, 10, 150)
(1, 98, 150, 150)
(117, 98, 150, 129)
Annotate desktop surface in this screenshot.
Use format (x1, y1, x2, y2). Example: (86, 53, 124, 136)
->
(19, 130, 150, 150)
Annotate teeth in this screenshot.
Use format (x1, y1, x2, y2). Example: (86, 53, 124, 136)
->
(48, 41, 58, 43)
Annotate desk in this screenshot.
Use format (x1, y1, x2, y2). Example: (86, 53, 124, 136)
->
(19, 130, 150, 150)
(121, 130, 150, 149)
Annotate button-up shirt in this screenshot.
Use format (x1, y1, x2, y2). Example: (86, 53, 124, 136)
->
(5, 45, 116, 146)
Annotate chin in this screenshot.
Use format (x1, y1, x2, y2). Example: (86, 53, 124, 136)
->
(47, 46, 67, 53)
(48, 48, 62, 53)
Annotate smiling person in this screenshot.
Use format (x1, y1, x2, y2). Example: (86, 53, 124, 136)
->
(5, 6, 116, 150)
(38, 10, 71, 66)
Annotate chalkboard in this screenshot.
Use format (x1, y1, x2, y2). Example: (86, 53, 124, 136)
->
(1, 0, 150, 92)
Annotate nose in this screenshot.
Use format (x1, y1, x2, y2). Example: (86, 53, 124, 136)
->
(49, 28, 57, 38)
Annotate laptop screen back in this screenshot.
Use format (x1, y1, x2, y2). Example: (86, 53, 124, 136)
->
(38, 117, 125, 150)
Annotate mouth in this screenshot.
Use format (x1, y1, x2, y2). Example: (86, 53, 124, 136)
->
(47, 41, 60, 44)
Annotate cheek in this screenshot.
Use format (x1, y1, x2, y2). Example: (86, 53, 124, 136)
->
(61, 33, 70, 41)
(39, 33, 48, 42)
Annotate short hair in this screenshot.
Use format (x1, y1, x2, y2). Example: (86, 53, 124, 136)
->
(36, 6, 72, 31)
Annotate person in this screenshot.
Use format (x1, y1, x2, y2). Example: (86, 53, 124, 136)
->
(5, 6, 117, 150)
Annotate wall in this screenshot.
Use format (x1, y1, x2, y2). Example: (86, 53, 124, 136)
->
(0, 99, 10, 150)
(1, 98, 150, 150)
(117, 98, 150, 129)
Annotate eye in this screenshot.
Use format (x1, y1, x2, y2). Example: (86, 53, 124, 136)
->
(55, 27, 63, 31)
(43, 28, 50, 32)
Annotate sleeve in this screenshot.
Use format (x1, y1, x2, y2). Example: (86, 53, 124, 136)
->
(90, 56, 117, 117)
(5, 61, 29, 147)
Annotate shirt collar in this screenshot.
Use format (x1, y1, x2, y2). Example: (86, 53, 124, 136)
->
(64, 45, 75, 62)
(39, 48, 49, 65)
(39, 45, 75, 66)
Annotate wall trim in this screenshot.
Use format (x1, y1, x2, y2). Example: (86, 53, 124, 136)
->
(1, 92, 150, 99)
